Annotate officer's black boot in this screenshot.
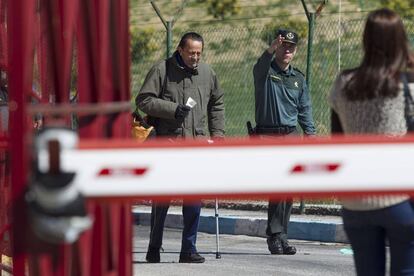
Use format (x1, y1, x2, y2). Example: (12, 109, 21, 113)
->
(267, 233, 297, 255)
(281, 239, 297, 255)
(267, 234, 284, 254)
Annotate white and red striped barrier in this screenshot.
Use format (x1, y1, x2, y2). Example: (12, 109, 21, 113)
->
(35, 131, 414, 200)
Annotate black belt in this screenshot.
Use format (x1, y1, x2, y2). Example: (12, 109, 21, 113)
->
(255, 125, 296, 135)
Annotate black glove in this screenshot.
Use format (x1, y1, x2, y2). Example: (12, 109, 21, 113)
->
(174, 104, 191, 120)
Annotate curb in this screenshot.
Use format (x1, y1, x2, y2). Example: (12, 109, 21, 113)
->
(136, 200, 343, 216)
(201, 201, 343, 216)
(133, 209, 348, 244)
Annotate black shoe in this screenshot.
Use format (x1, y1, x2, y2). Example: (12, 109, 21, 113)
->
(179, 252, 205, 263)
(267, 236, 284, 254)
(146, 246, 160, 263)
(281, 240, 297, 255)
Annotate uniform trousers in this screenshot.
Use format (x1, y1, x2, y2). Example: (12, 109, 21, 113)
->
(260, 128, 298, 241)
(266, 199, 293, 240)
(149, 201, 201, 254)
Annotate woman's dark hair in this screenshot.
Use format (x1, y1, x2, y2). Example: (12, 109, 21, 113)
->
(178, 32, 204, 50)
(345, 8, 414, 101)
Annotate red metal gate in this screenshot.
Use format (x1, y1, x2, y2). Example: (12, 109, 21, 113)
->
(4, 0, 133, 275)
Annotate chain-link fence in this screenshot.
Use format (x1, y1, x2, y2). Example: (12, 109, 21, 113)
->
(131, 15, 414, 137)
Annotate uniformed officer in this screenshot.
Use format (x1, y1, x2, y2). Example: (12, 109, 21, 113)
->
(252, 29, 316, 255)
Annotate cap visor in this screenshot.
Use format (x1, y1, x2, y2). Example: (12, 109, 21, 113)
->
(282, 40, 297, 44)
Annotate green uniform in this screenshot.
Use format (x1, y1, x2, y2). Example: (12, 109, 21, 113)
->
(253, 50, 315, 247)
(253, 51, 316, 135)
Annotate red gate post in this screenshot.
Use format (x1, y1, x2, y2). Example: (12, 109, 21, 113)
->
(7, 0, 133, 274)
(8, 0, 36, 275)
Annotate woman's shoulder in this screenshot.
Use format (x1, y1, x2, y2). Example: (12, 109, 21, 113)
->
(339, 68, 357, 80)
(332, 69, 357, 92)
(329, 69, 356, 106)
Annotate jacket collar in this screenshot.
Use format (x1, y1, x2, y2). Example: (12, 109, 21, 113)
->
(271, 61, 295, 76)
(173, 51, 199, 75)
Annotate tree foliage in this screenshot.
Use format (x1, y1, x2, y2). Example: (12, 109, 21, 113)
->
(379, 0, 414, 17)
(206, 0, 241, 20)
(353, 0, 414, 17)
(130, 27, 159, 61)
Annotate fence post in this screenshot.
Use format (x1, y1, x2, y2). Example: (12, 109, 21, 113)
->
(298, 7, 316, 214)
(299, 1, 326, 213)
(166, 21, 172, 58)
(306, 12, 315, 92)
(299, 13, 316, 214)
(150, 0, 187, 59)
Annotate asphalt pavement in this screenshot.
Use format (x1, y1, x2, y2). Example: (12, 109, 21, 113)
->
(132, 203, 358, 275)
(133, 225, 355, 276)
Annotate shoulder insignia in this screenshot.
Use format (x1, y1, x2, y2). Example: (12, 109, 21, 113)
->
(269, 74, 282, 81)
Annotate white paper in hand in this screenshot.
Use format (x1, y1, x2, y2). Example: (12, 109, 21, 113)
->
(186, 97, 197, 108)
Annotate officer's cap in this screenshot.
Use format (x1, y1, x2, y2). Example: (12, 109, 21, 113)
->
(277, 29, 299, 44)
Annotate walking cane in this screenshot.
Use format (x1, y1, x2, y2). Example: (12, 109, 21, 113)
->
(214, 198, 221, 259)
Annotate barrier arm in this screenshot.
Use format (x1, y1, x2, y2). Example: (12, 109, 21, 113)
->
(36, 131, 414, 202)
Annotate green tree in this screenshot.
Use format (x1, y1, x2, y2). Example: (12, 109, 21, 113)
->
(130, 27, 159, 62)
(379, 0, 414, 17)
(353, 0, 414, 16)
(206, 0, 241, 20)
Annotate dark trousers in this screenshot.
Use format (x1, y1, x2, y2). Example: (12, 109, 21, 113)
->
(149, 201, 201, 253)
(261, 129, 297, 240)
(266, 199, 293, 240)
(342, 201, 414, 276)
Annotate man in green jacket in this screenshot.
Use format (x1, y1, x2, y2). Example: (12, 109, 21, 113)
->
(253, 29, 316, 255)
(136, 32, 225, 263)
